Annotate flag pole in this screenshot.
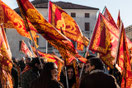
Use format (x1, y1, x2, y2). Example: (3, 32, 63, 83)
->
(46, 0, 51, 54)
(114, 22, 123, 66)
(79, 12, 99, 80)
(28, 41, 35, 57)
(48, 1, 69, 88)
(79, 46, 88, 80)
(16, 0, 43, 68)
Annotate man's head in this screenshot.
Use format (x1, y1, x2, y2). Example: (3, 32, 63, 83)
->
(67, 65, 75, 80)
(85, 57, 104, 73)
(25, 57, 31, 64)
(31, 57, 41, 70)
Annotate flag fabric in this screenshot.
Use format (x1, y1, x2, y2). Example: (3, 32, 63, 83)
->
(16, 0, 85, 63)
(32, 46, 64, 64)
(103, 7, 118, 28)
(104, 8, 132, 49)
(73, 59, 80, 88)
(89, 13, 120, 68)
(0, 25, 13, 88)
(20, 40, 35, 57)
(0, 0, 39, 46)
(0, 69, 13, 88)
(49, 1, 89, 51)
(117, 11, 132, 50)
(32, 46, 64, 80)
(116, 23, 132, 88)
(117, 11, 121, 29)
(0, 25, 12, 72)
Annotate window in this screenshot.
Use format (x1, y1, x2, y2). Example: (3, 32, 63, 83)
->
(85, 13, 90, 18)
(71, 13, 76, 17)
(85, 22, 90, 31)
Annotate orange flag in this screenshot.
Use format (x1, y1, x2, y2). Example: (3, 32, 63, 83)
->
(20, 40, 35, 57)
(0, 25, 13, 88)
(49, 1, 89, 51)
(16, 0, 82, 62)
(0, 25, 12, 72)
(0, 0, 38, 46)
(116, 23, 132, 88)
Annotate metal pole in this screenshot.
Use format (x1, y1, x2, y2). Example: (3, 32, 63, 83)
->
(46, 40, 48, 53)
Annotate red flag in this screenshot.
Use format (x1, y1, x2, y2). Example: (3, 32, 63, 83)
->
(116, 23, 132, 88)
(16, 0, 85, 63)
(0, 25, 12, 72)
(0, 25, 13, 88)
(20, 40, 35, 57)
(0, 0, 39, 46)
(49, 1, 89, 51)
(103, 7, 118, 28)
(89, 13, 120, 68)
(117, 11, 132, 49)
(104, 8, 132, 49)
(117, 11, 121, 29)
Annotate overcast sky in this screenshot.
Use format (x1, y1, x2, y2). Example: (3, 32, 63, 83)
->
(3, 0, 132, 27)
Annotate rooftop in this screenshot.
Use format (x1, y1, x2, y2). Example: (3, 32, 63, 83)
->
(15, 1, 99, 13)
(34, 1, 99, 10)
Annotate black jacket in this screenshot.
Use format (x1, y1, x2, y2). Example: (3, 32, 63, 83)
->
(80, 70, 120, 88)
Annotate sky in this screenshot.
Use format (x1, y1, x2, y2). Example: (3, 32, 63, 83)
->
(3, 0, 132, 27)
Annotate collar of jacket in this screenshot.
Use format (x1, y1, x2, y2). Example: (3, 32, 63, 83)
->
(89, 69, 104, 75)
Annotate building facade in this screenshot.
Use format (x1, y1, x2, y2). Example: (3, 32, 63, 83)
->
(125, 25, 132, 41)
(7, 0, 99, 58)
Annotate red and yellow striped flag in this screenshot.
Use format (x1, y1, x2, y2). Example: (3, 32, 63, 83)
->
(49, 1, 89, 51)
(0, 0, 39, 46)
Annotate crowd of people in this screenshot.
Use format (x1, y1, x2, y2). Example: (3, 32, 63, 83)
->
(9, 55, 121, 88)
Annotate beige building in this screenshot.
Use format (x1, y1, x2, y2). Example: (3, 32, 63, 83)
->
(6, 0, 99, 58)
(125, 25, 132, 41)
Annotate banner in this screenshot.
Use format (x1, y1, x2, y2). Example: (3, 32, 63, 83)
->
(49, 1, 89, 51)
(116, 23, 132, 88)
(16, 0, 83, 63)
(0, 0, 39, 46)
(20, 40, 34, 57)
